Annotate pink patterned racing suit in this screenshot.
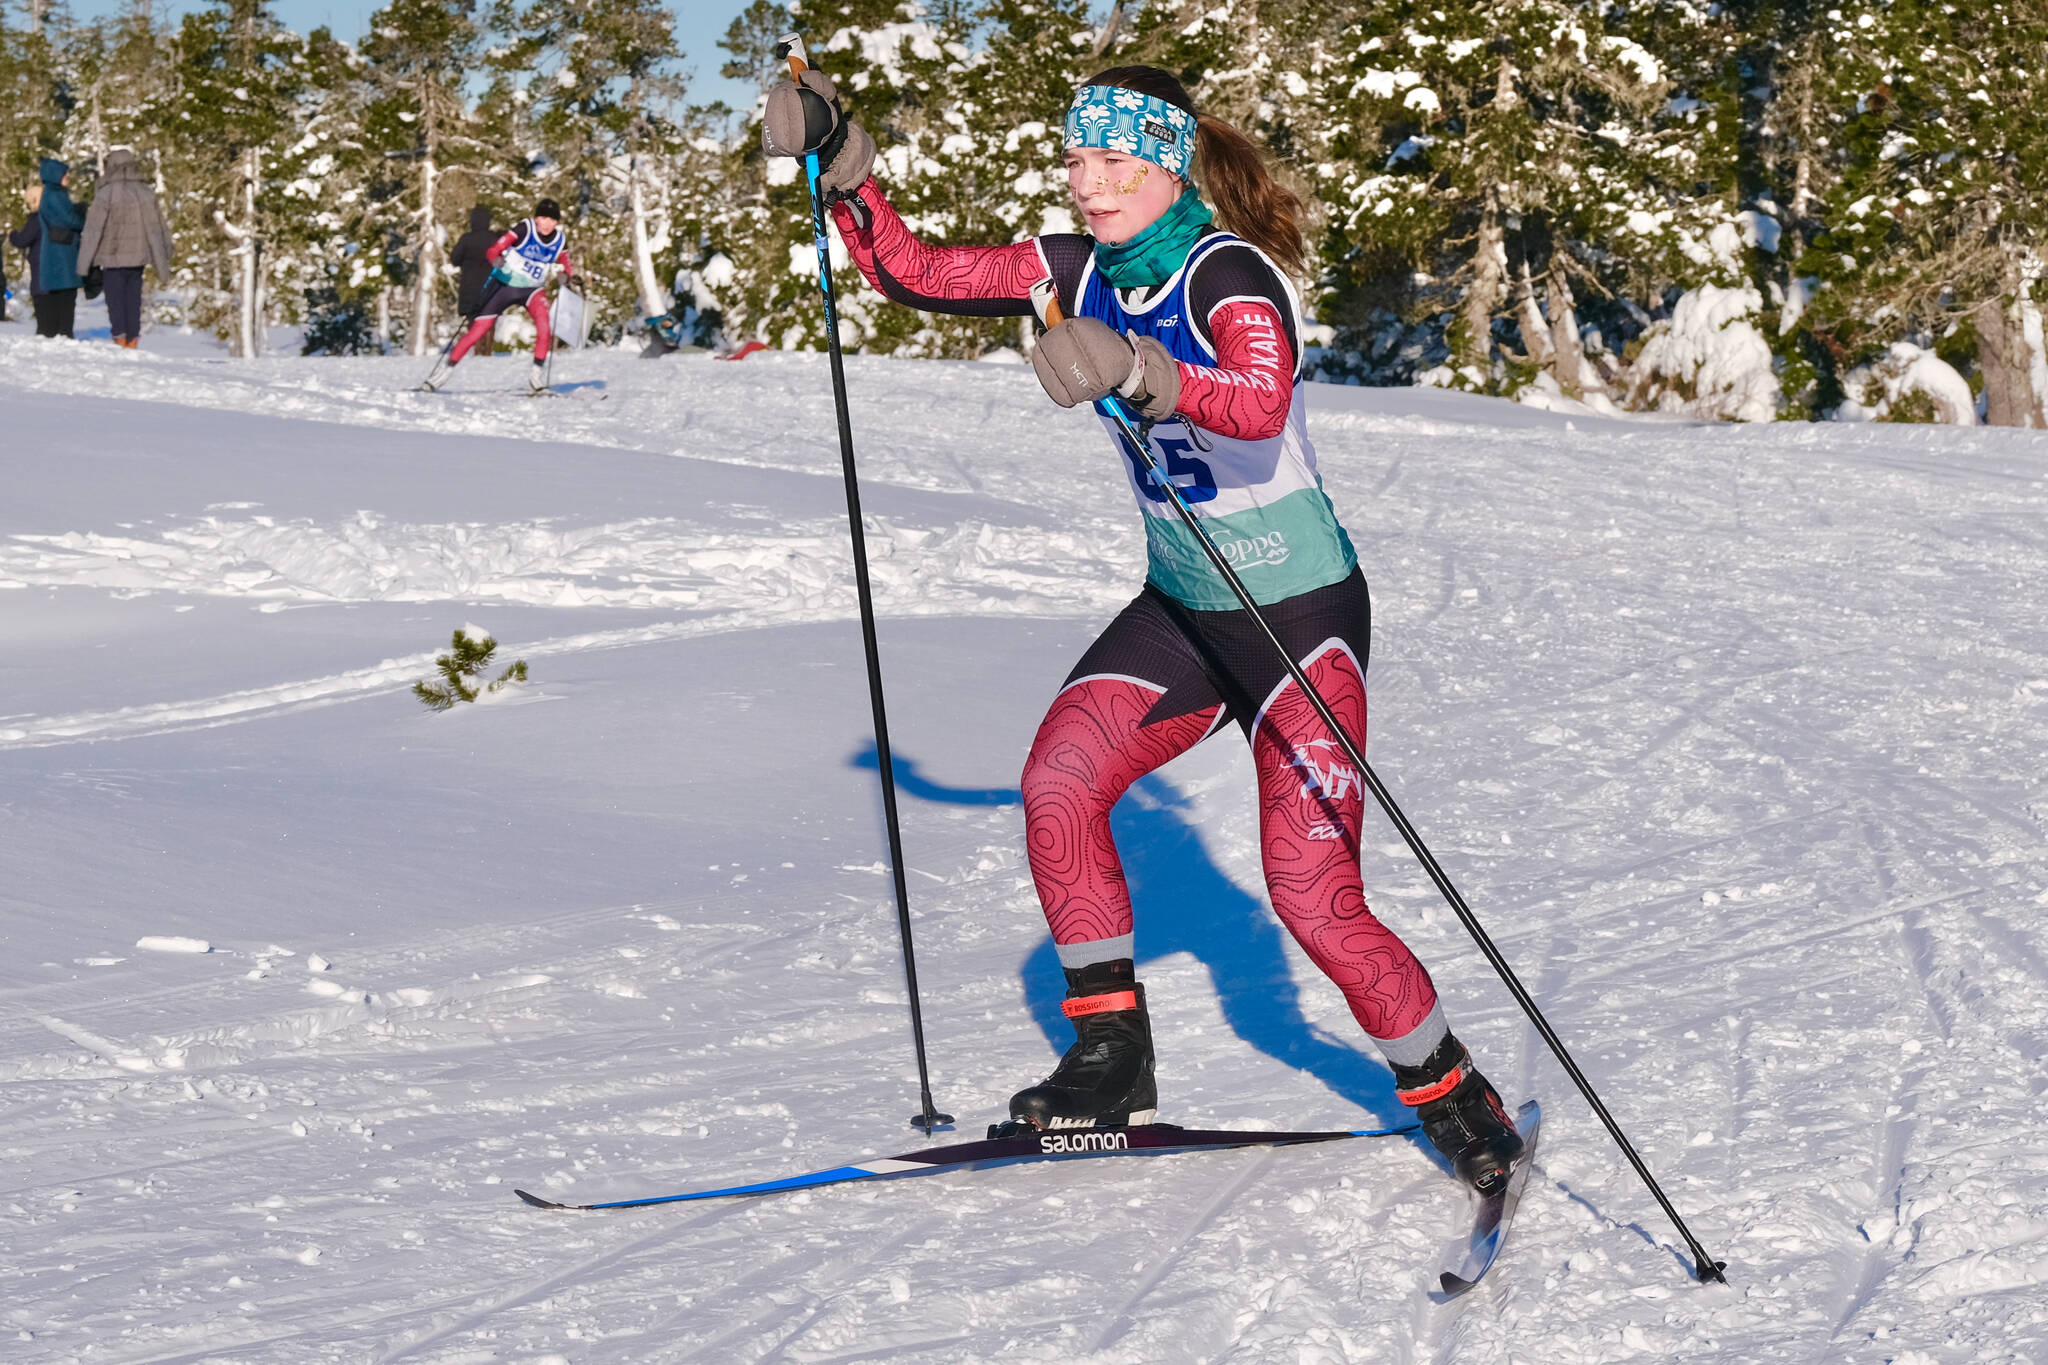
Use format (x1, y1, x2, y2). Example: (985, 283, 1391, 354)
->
(830, 179, 1446, 1061)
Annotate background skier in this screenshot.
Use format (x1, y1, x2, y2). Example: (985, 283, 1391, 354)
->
(762, 65, 1526, 1191)
(422, 198, 573, 392)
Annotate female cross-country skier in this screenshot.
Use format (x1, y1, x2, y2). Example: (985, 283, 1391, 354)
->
(421, 198, 574, 393)
(763, 66, 1526, 1191)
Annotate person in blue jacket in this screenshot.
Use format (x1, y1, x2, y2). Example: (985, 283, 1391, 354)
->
(10, 159, 84, 338)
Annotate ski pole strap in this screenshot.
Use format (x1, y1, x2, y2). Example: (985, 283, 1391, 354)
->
(1394, 1064, 1464, 1107)
(1062, 989, 1140, 1018)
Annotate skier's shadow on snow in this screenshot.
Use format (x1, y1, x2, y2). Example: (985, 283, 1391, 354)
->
(854, 747, 1407, 1131)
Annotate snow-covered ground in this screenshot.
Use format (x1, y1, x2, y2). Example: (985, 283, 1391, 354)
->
(2, 314, 2045, 1363)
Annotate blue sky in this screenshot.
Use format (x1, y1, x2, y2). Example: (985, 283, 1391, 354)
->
(67, 0, 764, 110)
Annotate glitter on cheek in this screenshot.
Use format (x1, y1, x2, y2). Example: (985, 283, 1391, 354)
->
(1112, 165, 1150, 197)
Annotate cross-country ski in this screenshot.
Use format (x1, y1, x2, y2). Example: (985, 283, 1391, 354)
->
(1434, 1100, 1544, 1299)
(515, 1122, 1415, 1211)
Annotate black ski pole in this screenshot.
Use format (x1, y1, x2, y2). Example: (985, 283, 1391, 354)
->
(1029, 281, 1725, 1284)
(419, 297, 472, 390)
(782, 34, 952, 1135)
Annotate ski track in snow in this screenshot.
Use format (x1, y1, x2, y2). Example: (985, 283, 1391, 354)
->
(2, 330, 2047, 1361)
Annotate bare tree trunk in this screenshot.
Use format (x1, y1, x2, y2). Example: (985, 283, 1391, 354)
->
(90, 89, 107, 174)
(216, 146, 264, 357)
(1977, 293, 2048, 428)
(1514, 256, 1552, 368)
(628, 157, 668, 320)
(1547, 267, 1585, 394)
(410, 150, 439, 356)
(1458, 190, 1506, 376)
(376, 287, 391, 352)
(246, 147, 264, 356)
(409, 76, 441, 358)
(215, 156, 257, 358)
(1092, 1, 1127, 57)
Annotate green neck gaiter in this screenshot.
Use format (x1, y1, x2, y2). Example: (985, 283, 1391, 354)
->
(1094, 188, 1215, 289)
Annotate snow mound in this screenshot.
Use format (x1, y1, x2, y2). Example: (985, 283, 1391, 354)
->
(1625, 284, 1781, 422)
(1835, 341, 1978, 425)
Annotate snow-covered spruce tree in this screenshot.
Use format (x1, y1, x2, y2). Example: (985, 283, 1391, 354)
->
(61, 0, 172, 177)
(166, 0, 309, 355)
(0, 0, 79, 196)
(278, 29, 395, 355)
(491, 0, 700, 342)
(1311, 0, 1688, 396)
(360, 0, 491, 355)
(712, 0, 976, 355)
(1109, 2, 1354, 374)
(890, 0, 1097, 357)
(1792, 0, 2048, 426)
(1596, 2, 1793, 424)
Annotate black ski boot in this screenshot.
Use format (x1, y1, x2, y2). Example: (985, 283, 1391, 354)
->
(1393, 1036, 1524, 1192)
(1008, 959, 1157, 1130)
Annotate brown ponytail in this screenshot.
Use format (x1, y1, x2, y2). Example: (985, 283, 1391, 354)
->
(1085, 66, 1308, 281)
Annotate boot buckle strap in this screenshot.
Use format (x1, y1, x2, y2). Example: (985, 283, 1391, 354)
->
(1395, 1065, 1463, 1107)
(1061, 989, 1139, 1019)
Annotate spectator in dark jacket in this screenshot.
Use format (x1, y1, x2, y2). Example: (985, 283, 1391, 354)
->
(11, 180, 70, 338)
(449, 205, 499, 355)
(79, 148, 173, 348)
(16, 160, 83, 338)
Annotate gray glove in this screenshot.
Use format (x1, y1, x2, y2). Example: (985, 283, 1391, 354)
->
(1030, 317, 1181, 420)
(762, 69, 876, 199)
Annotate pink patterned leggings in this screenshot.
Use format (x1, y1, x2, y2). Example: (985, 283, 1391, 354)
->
(1020, 573, 1439, 1042)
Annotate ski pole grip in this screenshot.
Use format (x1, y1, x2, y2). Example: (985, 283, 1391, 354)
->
(776, 32, 809, 76)
(1030, 278, 1147, 431)
(1029, 277, 1064, 329)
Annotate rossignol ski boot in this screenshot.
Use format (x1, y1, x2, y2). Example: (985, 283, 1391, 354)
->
(1393, 1036, 1525, 1193)
(1008, 959, 1157, 1130)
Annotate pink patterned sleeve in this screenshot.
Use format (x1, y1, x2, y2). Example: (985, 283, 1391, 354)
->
(830, 179, 1055, 316)
(1173, 300, 1294, 441)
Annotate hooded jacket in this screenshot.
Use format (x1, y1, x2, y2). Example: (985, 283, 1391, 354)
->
(79, 149, 173, 279)
(35, 158, 84, 293)
(450, 206, 499, 317)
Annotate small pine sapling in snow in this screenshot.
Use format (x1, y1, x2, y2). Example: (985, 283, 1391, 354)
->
(414, 625, 529, 710)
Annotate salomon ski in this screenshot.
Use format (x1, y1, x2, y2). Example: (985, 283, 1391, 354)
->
(1434, 1100, 1542, 1299)
(514, 1122, 1413, 1212)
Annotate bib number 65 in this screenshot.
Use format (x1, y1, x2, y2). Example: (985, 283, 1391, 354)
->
(1127, 430, 1217, 505)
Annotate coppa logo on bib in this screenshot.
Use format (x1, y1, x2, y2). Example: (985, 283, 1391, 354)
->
(1219, 529, 1291, 569)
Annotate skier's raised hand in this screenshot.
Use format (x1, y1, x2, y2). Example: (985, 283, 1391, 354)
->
(762, 68, 876, 199)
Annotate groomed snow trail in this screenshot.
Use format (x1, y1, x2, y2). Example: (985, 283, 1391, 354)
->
(2, 328, 2045, 1362)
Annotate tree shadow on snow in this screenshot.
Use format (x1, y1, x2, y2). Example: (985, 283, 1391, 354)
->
(853, 745, 1407, 1131)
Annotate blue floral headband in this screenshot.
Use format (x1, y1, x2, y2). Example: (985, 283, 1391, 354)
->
(1064, 85, 1196, 178)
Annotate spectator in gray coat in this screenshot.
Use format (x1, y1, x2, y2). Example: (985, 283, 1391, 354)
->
(78, 149, 173, 348)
